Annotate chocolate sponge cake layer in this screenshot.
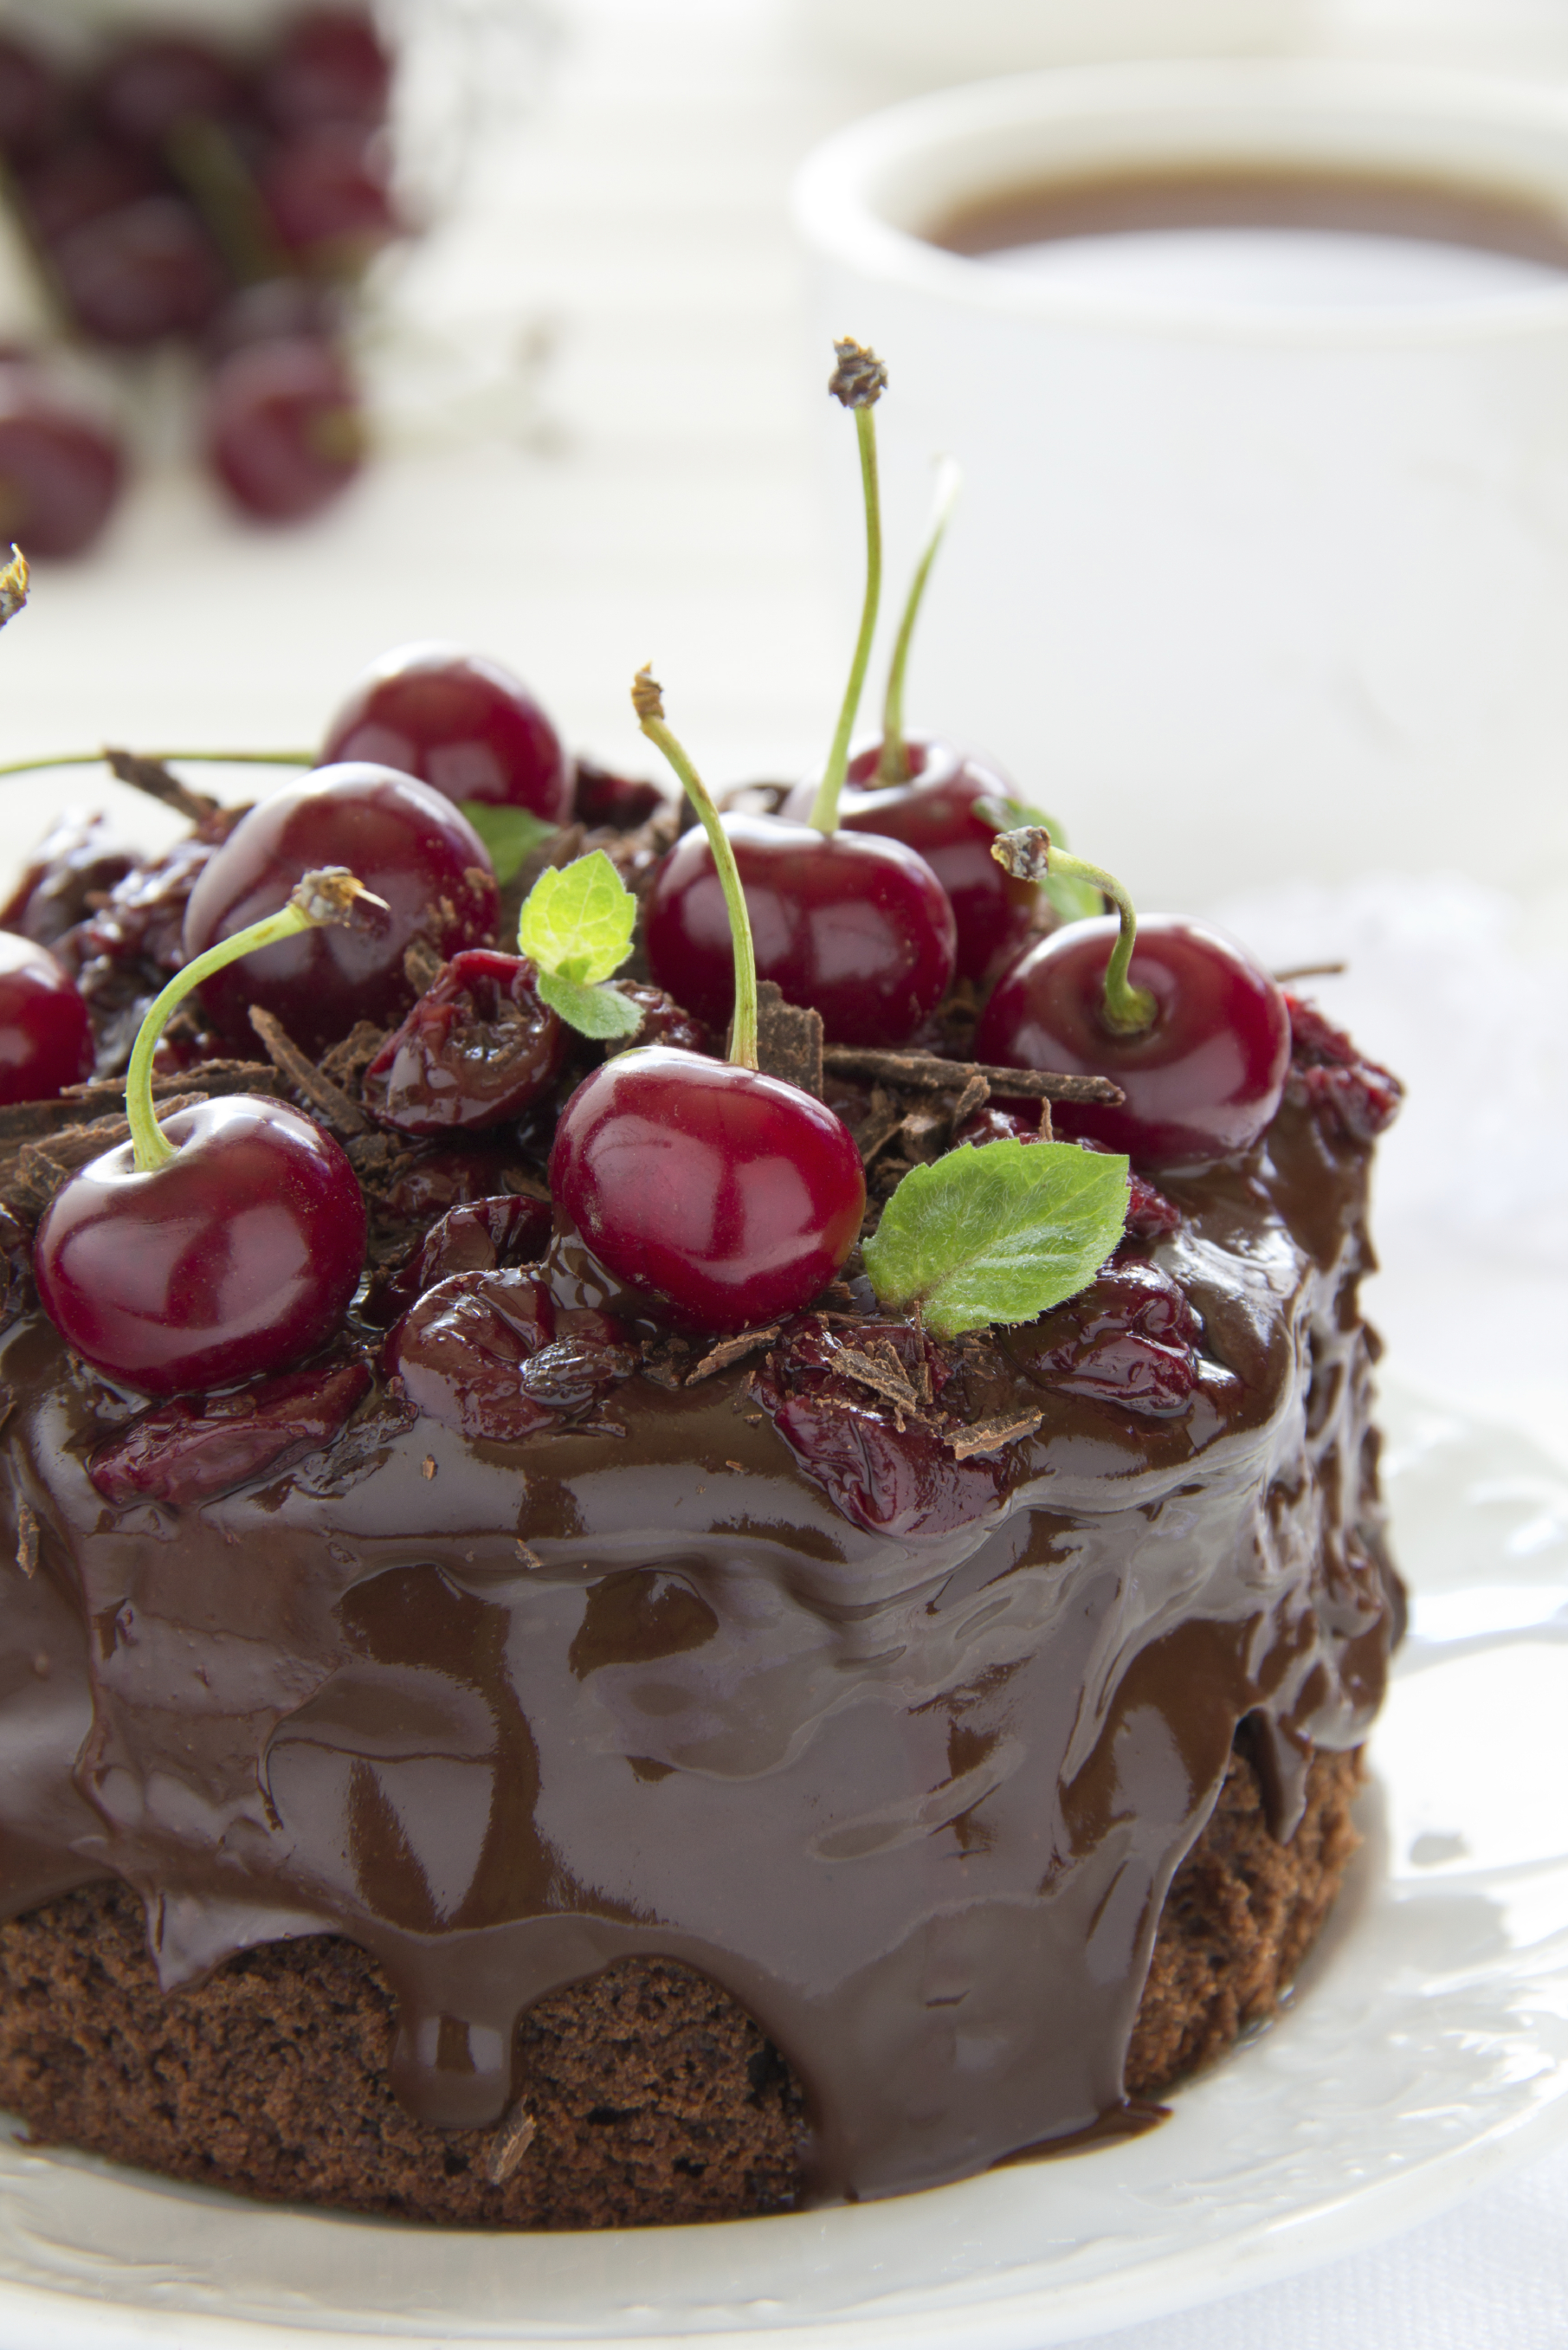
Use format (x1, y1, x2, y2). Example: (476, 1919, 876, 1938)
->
(0, 1738, 1359, 2228)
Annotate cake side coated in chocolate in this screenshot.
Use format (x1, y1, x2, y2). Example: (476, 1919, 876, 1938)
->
(0, 1037, 1397, 2212)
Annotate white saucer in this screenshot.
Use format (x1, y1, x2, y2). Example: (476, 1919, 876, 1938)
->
(1, 1376, 1565, 2349)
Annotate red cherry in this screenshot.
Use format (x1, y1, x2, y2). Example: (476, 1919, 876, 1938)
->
(784, 735, 1036, 985)
(0, 933, 94, 1103)
(362, 949, 566, 1135)
(34, 1095, 365, 1397)
(52, 196, 226, 345)
(549, 1046, 866, 1332)
(321, 642, 572, 827)
(643, 814, 955, 1049)
(205, 335, 365, 522)
(975, 914, 1290, 1164)
(0, 368, 124, 559)
(260, 9, 392, 132)
(182, 762, 498, 1056)
(257, 124, 397, 261)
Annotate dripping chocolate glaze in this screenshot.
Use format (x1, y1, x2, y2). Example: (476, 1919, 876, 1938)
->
(0, 1085, 1395, 2207)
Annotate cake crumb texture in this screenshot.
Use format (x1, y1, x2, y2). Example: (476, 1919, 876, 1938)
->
(0, 1740, 1360, 2228)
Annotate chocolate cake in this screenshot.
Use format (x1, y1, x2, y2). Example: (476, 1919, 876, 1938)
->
(0, 772, 1403, 2224)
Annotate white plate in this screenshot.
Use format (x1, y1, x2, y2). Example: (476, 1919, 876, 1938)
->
(0, 1377, 1565, 2350)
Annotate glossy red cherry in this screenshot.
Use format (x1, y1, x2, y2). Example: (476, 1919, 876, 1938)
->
(644, 815, 955, 1049)
(321, 642, 572, 826)
(362, 949, 566, 1134)
(784, 735, 1036, 985)
(205, 336, 365, 522)
(0, 369, 124, 559)
(0, 933, 94, 1103)
(975, 914, 1290, 1164)
(34, 1095, 365, 1397)
(182, 763, 497, 1056)
(550, 1046, 865, 1332)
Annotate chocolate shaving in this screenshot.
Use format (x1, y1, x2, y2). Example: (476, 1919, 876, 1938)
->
(823, 1047, 1122, 1106)
(514, 1540, 542, 1571)
(402, 937, 443, 997)
(15, 1501, 37, 1579)
(852, 1087, 904, 1167)
(684, 1325, 782, 1385)
(946, 1411, 1042, 1461)
(639, 1335, 692, 1391)
(484, 2102, 538, 2185)
(836, 1340, 921, 1420)
(948, 1070, 990, 1132)
(0, 1062, 280, 1144)
(898, 1101, 948, 1163)
(248, 1009, 369, 1136)
(103, 747, 218, 827)
(2, 1096, 212, 1219)
(755, 982, 823, 1100)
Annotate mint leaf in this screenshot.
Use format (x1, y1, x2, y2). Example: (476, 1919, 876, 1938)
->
(863, 1139, 1129, 1339)
(458, 800, 558, 885)
(974, 793, 1103, 925)
(536, 970, 644, 1039)
(518, 849, 636, 985)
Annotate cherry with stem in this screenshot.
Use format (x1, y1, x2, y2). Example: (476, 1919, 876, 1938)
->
(644, 340, 956, 1049)
(549, 670, 865, 1333)
(35, 868, 377, 1396)
(977, 824, 1289, 1165)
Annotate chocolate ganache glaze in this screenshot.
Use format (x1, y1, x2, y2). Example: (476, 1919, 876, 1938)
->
(0, 1026, 1397, 2208)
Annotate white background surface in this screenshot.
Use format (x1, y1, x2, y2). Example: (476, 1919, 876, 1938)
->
(0, 1, 1565, 2340)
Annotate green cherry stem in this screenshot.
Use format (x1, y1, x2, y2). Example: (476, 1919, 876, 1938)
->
(633, 666, 758, 1072)
(0, 747, 313, 781)
(990, 824, 1157, 1036)
(808, 337, 887, 836)
(125, 867, 385, 1173)
(877, 456, 961, 785)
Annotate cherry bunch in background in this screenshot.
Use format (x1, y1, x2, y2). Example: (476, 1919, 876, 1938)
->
(0, 6, 399, 553)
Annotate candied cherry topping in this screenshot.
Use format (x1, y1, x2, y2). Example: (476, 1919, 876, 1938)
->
(88, 1355, 371, 1507)
(977, 914, 1290, 1165)
(182, 763, 498, 1056)
(321, 642, 572, 827)
(363, 1193, 552, 1327)
(0, 933, 94, 1103)
(572, 757, 664, 832)
(1284, 994, 1403, 1144)
(362, 950, 565, 1136)
(1003, 1259, 1204, 1419)
(385, 1270, 635, 1443)
(0, 812, 135, 950)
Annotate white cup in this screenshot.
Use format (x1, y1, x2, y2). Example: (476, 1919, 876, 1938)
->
(792, 62, 1568, 908)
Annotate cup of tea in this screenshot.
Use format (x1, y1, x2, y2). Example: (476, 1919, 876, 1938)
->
(792, 62, 1568, 906)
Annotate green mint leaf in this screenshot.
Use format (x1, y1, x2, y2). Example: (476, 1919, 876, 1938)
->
(973, 793, 1103, 925)
(458, 800, 558, 886)
(518, 849, 636, 985)
(862, 1138, 1129, 1339)
(537, 969, 644, 1040)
